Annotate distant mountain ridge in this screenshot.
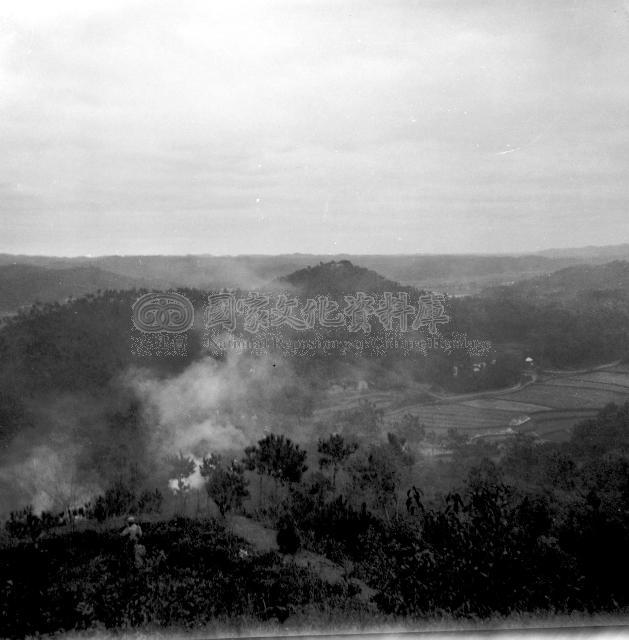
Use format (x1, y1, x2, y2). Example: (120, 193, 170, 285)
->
(533, 244, 629, 260)
(0, 250, 590, 295)
(2, 244, 629, 314)
(0, 264, 147, 314)
(492, 260, 629, 302)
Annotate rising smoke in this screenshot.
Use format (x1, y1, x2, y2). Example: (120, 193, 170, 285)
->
(0, 350, 305, 515)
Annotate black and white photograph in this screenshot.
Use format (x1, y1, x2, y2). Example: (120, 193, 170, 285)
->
(2, 1, 629, 638)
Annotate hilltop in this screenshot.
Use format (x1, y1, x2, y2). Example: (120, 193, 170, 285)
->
(277, 260, 420, 298)
(2, 247, 627, 309)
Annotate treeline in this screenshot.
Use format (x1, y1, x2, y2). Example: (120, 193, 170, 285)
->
(284, 402, 629, 616)
(0, 283, 495, 449)
(451, 278, 629, 368)
(0, 288, 318, 448)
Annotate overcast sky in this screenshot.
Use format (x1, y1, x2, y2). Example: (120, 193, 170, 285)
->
(1, 0, 628, 256)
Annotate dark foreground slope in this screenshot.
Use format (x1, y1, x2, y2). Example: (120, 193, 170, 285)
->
(0, 517, 362, 638)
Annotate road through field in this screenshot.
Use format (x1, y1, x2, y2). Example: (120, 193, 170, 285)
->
(312, 360, 629, 443)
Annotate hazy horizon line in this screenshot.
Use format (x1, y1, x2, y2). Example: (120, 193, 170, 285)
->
(2, 242, 629, 261)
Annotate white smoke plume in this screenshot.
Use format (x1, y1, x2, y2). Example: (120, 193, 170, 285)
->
(0, 444, 101, 514)
(0, 392, 108, 515)
(167, 455, 205, 495)
(0, 350, 304, 517)
(127, 354, 269, 462)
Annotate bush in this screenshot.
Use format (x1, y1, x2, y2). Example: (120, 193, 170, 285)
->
(0, 517, 359, 638)
(276, 514, 301, 554)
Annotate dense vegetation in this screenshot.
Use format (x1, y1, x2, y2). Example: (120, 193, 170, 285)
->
(3, 259, 629, 635)
(2, 260, 628, 437)
(451, 261, 629, 368)
(5, 402, 629, 636)
(1, 518, 361, 638)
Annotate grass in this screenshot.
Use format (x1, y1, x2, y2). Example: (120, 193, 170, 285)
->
(32, 608, 629, 639)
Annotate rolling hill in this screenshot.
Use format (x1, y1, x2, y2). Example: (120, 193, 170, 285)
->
(489, 260, 629, 303)
(0, 264, 148, 315)
(277, 259, 421, 298)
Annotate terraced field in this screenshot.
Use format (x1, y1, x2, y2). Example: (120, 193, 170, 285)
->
(313, 390, 396, 418)
(386, 403, 517, 434)
(520, 409, 600, 442)
(461, 398, 550, 413)
(506, 384, 626, 410)
(561, 371, 629, 388)
(316, 364, 629, 444)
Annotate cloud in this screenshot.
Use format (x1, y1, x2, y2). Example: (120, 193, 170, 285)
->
(1, 0, 628, 255)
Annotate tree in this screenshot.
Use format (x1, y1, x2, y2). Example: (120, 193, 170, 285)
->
(335, 399, 384, 438)
(317, 434, 358, 488)
(137, 488, 164, 514)
(5, 505, 43, 541)
(201, 455, 249, 516)
(244, 434, 308, 486)
(276, 513, 301, 554)
(348, 444, 400, 520)
(501, 433, 539, 482)
(570, 402, 629, 458)
(392, 413, 425, 443)
(386, 432, 415, 491)
(104, 480, 136, 517)
(167, 451, 196, 512)
(200, 452, 222, 476)
(387, 432, 414, 465)
(541, 450, 576, 491)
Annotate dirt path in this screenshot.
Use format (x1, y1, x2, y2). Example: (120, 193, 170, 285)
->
(400, 371, 538, 404)
(226, 514, 377, 603)
(313, 361, 624, 427)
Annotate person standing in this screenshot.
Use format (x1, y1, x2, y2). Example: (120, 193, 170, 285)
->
(120, 516, 145, 568)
